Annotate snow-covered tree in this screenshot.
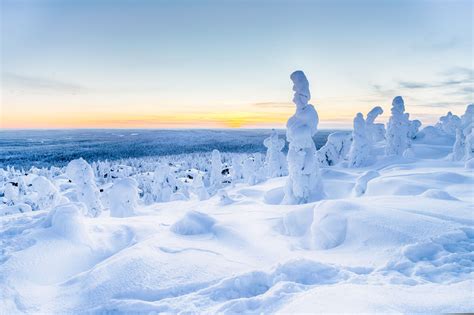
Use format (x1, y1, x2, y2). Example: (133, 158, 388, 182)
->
(192, 174, 209, 200)
(365, 106, 385, 143)
(31, 176, 63, 210)
(408, 118, 422, 140)
(348, 113, 370, 167)
(109, 178, 139, 217)
(243, 156, 258, 185)
(452, 128, 465, 161)
(263, 129, 287, 178)
(65, 158, 103, 217)
(435, 111, 461, 136)
(231, 155, 244, 182)
(210, 149, 222, 189)
(317, 132, 352, 166)
(3, 182, 19, 206)
(451, 104, 473, 161)
(152, 163, 177, 202)
(385, 96, 410, 156)
(464, 125, 473, 160)
(283, 70, 325, 204)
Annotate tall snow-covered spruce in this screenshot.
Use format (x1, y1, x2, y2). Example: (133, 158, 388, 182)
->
(282, 70, 325, 204)
(385, 96, 410, 156)
(348, 113, 370, 167)
(263, 129, 287, 178)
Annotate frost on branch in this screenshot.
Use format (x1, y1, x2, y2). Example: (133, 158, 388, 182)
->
(282, 70, 325, 204)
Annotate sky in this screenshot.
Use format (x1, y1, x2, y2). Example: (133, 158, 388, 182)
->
(1, 0, 473, 129)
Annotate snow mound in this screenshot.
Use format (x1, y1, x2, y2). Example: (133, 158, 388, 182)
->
(465, 158, 474, 169)
(384, 227, 474, 284)
(311, 201, 355, 249)
(278, 206, 314, 237)
(263, 186, 285, 205)
(421, 189, 458, 200)
(171, 211, 216, 235)
(48, 203, 89, 243)
(353, 170, 380, 197)
(201, 259, 344, 313)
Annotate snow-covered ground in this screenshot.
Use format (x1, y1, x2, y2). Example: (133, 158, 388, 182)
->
(1, 71, 472, 313)
(1, 132, 472, 313)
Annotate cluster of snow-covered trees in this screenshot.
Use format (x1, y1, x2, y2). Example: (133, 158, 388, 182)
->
(1, 70, 472, 216)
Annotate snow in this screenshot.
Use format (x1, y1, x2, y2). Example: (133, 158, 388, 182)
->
(0, 77, 473, 313)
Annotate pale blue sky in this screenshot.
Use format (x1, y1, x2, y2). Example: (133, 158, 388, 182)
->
(1, 0, 473, 128)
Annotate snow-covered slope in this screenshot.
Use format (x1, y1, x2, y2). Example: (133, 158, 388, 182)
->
(1, 138, 472, 313)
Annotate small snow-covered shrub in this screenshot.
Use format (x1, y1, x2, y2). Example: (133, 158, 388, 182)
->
(66, 158, 103, 217)
(152, 163, 178, 202)
(192, 174, 209, 201)
(109, 178, 139, 218)
(318, 132, 352, 166)
(31, 176, 63, 210)
(243, 156, 258, 185)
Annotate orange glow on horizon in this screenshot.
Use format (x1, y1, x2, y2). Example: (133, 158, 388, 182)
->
(1, 106, 360, 129)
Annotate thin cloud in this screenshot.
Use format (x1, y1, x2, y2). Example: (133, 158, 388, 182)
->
(2, 72, 87, 94)
(411, 36, 462, 51)
(398, 81, 432, 89)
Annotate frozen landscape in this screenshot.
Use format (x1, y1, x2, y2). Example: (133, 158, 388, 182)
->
(1, 70, 473, 313)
